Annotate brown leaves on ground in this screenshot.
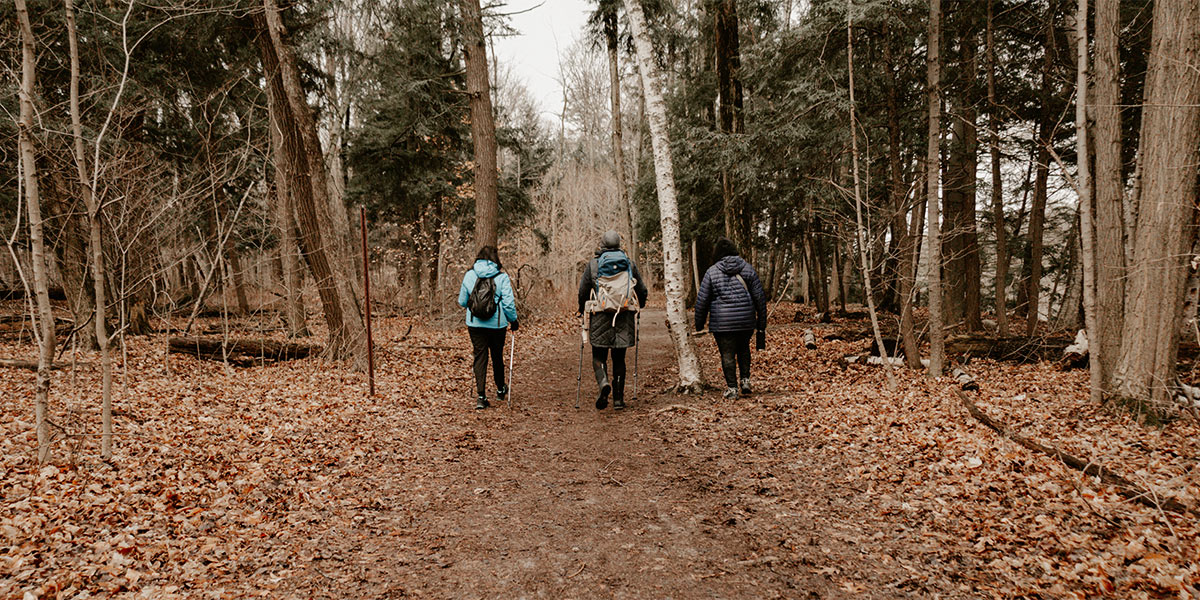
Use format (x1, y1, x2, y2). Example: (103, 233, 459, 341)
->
(670, 304, 1199, 598)
(1, 302, 1198, 598)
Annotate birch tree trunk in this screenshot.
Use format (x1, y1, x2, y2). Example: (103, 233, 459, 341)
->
(66, 0, 114, 459)
(626, 0, 704, 392)
(925, 0, 945, 377)
(461, 0, 499, 249)
(1112, 0, 1200, 412)
(1093, 0, 1126, 391)
(16, 0, 55, 463)
(1074, 0, 1102, 404)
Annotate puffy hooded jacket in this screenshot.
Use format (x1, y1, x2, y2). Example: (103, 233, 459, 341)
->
(695, 256, 767, 333)
(458, 259, 518, 328)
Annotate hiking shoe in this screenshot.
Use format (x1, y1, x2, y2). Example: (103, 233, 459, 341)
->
(723, 387, 739, 400)
(497, 386, 509, 403)
(739, 378, 752, 396)
(613, 377, 626, 410)
(596, 383, 611, 410)
(475, 395, 489, 410)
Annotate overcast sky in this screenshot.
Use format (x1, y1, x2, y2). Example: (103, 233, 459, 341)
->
(491, 0, 594, 118)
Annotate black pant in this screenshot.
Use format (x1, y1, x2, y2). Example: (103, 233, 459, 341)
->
(591, 346, 627, 387)
(468, 327, 506, 396)
(713, 331, 751, 388)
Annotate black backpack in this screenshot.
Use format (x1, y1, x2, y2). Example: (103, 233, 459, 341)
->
(467, 273, 498, 320)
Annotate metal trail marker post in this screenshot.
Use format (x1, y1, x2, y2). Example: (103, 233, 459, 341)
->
(361, 206, 375, 396)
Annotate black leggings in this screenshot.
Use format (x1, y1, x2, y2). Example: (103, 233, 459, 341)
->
(713, 331, 751, 388)
(468, 327, 506, 396)
(591, 346, 627, 387)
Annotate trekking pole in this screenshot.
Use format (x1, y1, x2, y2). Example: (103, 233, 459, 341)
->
(633, 312, 640, 403)
(507, 331, 515, 409)
(575, 315, 585, 409)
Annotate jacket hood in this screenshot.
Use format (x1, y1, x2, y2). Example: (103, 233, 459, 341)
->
(594, 247, 623, 257)
(716, 255, 747, 275)
(473, 259, 500, 278)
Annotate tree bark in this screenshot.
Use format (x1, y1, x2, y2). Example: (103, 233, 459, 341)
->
(461, 0, 499, 249)
(626, 0, 704, 392)
(267, 89, 308, 338)
(1093, 0, 1126, 392)
(1074, 0, 1102, 404)
(942, 94, 981, 331)
(257, 6, 365, 366)
(16, 0, 55, 463)
(1112, 0, 1200, 411)
(926, 0, 945, 377)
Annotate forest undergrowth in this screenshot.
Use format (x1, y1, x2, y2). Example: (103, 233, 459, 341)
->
(1, 301, 1198, 598)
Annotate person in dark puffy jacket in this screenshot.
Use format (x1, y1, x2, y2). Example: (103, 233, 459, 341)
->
(578, 231, 648, 410)
(695, 237, 767, 399)
(457, 246, 518, 410)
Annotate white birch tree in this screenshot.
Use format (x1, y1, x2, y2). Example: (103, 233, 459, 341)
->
(625, 0, 704, 392)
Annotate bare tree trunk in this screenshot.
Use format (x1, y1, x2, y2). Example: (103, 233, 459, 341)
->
(1026, 6, 1055, 335)
(626, 0, 704, 392)
(1112, 0, 1200, 411)
(902, 176, 928, 368)
(986, 0, 1009, 336)
(16, 0, 55, 463)
(461, 0, 499, 249)
(1074, 0, 1102, 404)
(604, 9, 636, 264)
(926, 0, 945, 377)
(1093, 0, 1126, 391)
(848, 5, 896, 389)
(65, 0, 114, 459)
(268, 90, 308, 338)
(258, 5, 365, 366)
(715, 0, 747, 250)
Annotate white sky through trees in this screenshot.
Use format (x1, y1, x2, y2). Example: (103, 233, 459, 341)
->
(491, 0, 592, 119)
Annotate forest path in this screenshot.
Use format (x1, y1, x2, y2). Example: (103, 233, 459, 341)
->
(280, 309, 917, 598)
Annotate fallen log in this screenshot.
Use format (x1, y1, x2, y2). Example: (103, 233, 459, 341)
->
(954, 388, 1193, 516)
(950, 366, 979, 391)
(168, 336, 320, 366)
(802, 329, 817, 350)
(0, 359, 91, 371)
(1056, 329, 1089, 370)
(945, 333, 1073, 363)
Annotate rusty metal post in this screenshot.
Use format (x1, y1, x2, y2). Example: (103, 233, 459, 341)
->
(361, 206, 375, 396)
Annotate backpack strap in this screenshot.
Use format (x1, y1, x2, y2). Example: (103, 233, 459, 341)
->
(733, 273, 751, 300)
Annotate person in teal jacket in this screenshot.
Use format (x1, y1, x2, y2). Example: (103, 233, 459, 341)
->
(457, 246, 518, 410)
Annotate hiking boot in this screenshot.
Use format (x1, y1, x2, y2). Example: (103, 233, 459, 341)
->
(723, 387, 739, 400)
(740, 378, 752, 396)
(596, 383, 611, 410)
(613, 376, 626, 410)
(497, 385, 509, 403)
(475, 395, 489, 410)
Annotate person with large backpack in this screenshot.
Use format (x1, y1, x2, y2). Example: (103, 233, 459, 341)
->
(458, 246, 518, 410)
(695, 237, 767, 399)
(577, 231, 648, 410)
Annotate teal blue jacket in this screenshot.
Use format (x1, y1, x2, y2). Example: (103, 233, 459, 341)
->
(458, 260, 518, 328)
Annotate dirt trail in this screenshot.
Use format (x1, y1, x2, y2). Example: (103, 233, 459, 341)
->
(279, 310, 916, 598)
